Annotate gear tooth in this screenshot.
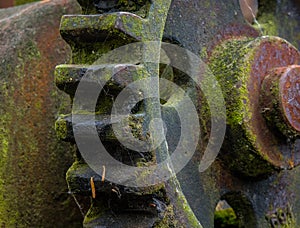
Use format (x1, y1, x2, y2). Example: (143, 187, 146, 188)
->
(55, 64, 145, 96)
(67, 162, 164, 197)
(59, 13, 143, 47)
(66, 162, 103, 195)
(55, 113, 134, 143)
(55, 64, 88, 95)
(55, 0, 172, 226)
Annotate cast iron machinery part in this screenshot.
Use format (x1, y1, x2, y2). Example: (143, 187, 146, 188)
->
(208, 36, 300, 178)
(55, 0, 300, 227)
(55, 0, 202, 227)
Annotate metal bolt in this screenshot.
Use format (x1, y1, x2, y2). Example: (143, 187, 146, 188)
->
(209, 36, 300, 175)
(261, 65, 300, 138)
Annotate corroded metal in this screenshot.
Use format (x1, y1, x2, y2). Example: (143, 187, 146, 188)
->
(0, 0, 14, 8)
(55, 0, 188, 227)
(0, 1, 82, 226)
(279, 66, 300, 132)
(55, 0, 300, 227)
(209, 36, 300, 177)
(261, 66, 300, 137)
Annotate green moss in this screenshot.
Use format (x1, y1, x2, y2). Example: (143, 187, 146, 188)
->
(0, 112, 11, 224)
(261, 75, 299, 139)
(60, 14, 116, 32)
(266, 205, 296, 228)
(121, 14, 144, 39)
(17, 40, 41, 61)
(209, 39, 252, 125)
(199, 47, 208, 60)
(59, 0, 176, 226)
(154, 205, 184, 228)
(208, 38, 275, 177)
(128, 114, 146, 140)
(280, 208, 296, 228)
(0, 38, 43, 226)
(60, 13, 142, 45)
(162, 177, 203, 228)
(153, 180, 202, 228)
(83, 199, 107, 225)
(134, 168, 166, 194)
(214, 208, 239, 228)
(70, 39, 133, 65)
(178, 197, 202, 227)
(55, 117, 68, 140)
(254, 12, 278, 37)
(66, 161, 90, 194)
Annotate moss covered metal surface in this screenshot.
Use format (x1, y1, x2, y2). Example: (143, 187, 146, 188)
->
(261, 66, 300, 139)
(54, 0, 300, 227)
(0, 0, 83, 227)
(208, 36, 300, 177)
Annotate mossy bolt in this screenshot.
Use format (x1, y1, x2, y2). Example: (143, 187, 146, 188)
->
(209, 36, 300, 177)
(260, 65, 300, 139)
